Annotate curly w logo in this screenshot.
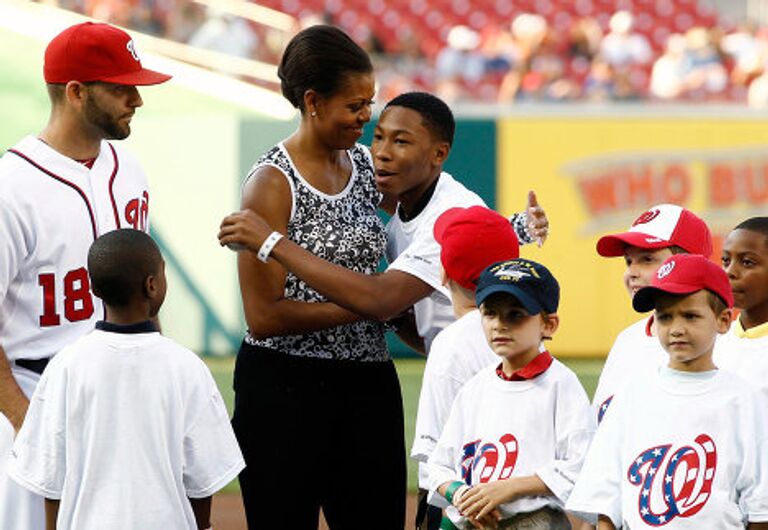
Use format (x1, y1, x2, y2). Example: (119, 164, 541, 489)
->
(627, 434, 717, 526)
(460, 434, 519, 486)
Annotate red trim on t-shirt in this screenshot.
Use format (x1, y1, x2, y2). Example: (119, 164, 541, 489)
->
(76, 157, 97, 169)
(8, 149, 98, 240)
(496, 351, 554, 381)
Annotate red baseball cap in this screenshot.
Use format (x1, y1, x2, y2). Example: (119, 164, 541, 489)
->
(44, 22, 171, 85)
(434, 206, 520, 290)
(596, 204, 712, 257)
(632, 254, 734, 312)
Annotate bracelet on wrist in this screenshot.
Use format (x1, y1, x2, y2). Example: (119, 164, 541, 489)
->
(444, 481, 465, 504)
(257, 231, 284, 263)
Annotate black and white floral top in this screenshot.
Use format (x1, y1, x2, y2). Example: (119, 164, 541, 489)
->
(245, 143, 389, 362)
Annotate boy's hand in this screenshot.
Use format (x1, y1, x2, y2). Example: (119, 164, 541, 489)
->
(458, 480, 518, 521)
(525, 191, 549, 247)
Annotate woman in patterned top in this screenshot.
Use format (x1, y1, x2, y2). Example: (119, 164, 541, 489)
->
(230, 25, 405, 530)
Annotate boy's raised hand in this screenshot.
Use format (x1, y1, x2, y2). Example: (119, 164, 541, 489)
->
(526, 191, 549, 247)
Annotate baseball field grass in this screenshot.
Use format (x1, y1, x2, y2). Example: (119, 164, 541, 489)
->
(204, 355, 604, 494)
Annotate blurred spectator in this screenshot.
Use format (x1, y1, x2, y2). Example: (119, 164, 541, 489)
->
(188, 8, 259, 58)
(434, 25, 485, 102)
(683, 27, 727, 98)
(600, 11, 652, 68)
(569, 17, 604, 61)
(650, 33, 688, 99)
(584, 58, 616, 101)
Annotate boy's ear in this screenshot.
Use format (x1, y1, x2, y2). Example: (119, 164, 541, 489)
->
(541, 313, 560, 339)
(440, 266, 448, 286)
(716, 308, 733, 334)
(432, 141, 450, 166)
(144, 274, 158, 300)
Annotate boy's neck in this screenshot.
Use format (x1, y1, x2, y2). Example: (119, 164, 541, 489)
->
(738, 307, 768, 332)
(501, 347, 541, 375)
(104, 305, 153, 326)
(397, 172, 441, 221)
(667, 350, 717, 373)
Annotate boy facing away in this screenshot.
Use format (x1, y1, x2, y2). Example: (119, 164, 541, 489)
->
(715, 217, 768, 405)
(427, 259, 595, 530)
(8, 229, 244, 530)
(591, 204, 712, 422)
(568, 254, 768, 529)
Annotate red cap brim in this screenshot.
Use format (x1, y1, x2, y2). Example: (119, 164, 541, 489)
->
(596, 232, 671, 257)
(99, 68, 171, 86)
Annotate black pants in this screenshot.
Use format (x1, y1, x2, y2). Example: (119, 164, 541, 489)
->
(232, 342, 406, 530)
(415, 488, 442, 530)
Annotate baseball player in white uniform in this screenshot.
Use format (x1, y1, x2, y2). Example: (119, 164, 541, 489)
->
(0, 21, 170, 529)
(590, 204, 712, 423)
(568, 255, 768, 529)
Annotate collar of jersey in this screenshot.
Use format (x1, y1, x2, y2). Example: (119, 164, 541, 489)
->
(733, 318, 768, 339)
(496, 350, 553, 381)
(96, 320, 158, 334)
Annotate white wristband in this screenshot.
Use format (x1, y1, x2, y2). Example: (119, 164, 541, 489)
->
(257, 231, 283, 263)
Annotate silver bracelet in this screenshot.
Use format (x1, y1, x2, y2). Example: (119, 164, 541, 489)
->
(257, 231, 284, 263)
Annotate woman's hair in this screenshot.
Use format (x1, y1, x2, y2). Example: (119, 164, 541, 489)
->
(278, 25, 373, 111)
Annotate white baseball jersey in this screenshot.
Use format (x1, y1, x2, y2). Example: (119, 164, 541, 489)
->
(567, 367, 768, 529)
(427, 360, 595, 529)
(591, 316, 667, 424)
(385, 172, 484, 352)
(411, 309, 497, 488)
(9, 326, 245, 530)
(714, 319, 768, 406)
(0, 135, 151, 529)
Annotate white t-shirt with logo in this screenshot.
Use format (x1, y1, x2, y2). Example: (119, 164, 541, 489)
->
(592, 317, 668, 424)
(411, 309, 498, 487)
(568, 367, 768, 529)
(385, 172, 484, 351)
(427, 360, 595, 528)
(9, 329, 245, 530)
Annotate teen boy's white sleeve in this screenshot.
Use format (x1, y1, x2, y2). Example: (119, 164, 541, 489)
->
(565, 390, 625, 526)
(183, 366, 245, 498)
(535, 372, 596, 506)
(386, 220, 444, 292)
(8, 354, 69, 499)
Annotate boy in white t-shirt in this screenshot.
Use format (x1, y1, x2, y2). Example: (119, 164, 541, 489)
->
(568, 254, 768, 529)
(715, 217, 768, 405)
(412, 206, 520, 527)
(9, 229, 244, 530)
(591, 204, 712, 423)
(427, 259, 595, 530)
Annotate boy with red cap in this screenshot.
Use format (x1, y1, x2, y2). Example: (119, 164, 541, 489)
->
(567, 254, 768, 529)
(427, 259, 594, 530)
(591, 204, 713, 423)
(0, 21, 170, 530)
(715, 217, 768, 406)
(412, 205, 521, 528)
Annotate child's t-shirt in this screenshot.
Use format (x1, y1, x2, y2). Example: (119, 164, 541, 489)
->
(9, 325, 245, 530)
(567, 366, 768, 529)
(591, 316, 667, 423)
(426, 359, 595, 529)
(411, 309, 498, 488)
(714, 319, 768, 406)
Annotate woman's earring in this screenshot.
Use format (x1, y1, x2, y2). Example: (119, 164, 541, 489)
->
(311, 111, 317, 117)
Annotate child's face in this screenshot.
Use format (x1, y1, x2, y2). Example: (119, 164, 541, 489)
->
(480, 293, 556, 368)
(623, 247, 674, 298)
(654, 290, 731, 372)
(722, 228, 768, 314)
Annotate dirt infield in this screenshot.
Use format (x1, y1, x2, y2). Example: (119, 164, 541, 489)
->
(212, 492, 419, 529)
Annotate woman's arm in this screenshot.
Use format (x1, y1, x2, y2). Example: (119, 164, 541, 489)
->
(237, 167, 363, 338)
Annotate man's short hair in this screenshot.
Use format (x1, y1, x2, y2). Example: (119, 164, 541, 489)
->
(734, 217, 768, 245)
(88, 229, 162, 307)
(385, 92, 455, 146)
